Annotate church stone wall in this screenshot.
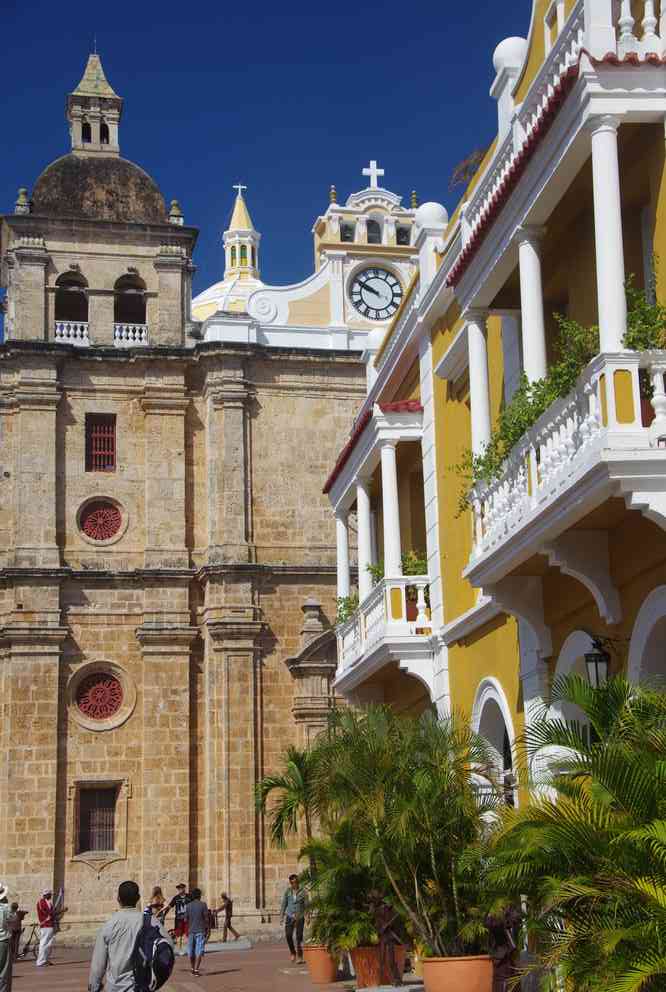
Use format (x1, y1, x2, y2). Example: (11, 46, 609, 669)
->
(0, 340, 365, 932)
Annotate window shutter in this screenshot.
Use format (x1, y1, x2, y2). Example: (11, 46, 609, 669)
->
(85, 414, 116, 472)
(78, 787, 116, 852)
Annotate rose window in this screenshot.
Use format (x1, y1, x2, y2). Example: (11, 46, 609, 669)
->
(76, 673, 124, 720)
(80, 500, 122, 541)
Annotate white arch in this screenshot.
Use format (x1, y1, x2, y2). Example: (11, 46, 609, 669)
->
(627, 585, 666, 685)
(471, 676, 518, 807)
(550, 630, 594, 722)
(471, 676, 516, 743)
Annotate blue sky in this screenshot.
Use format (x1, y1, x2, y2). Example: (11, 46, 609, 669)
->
(3, 0, 530, 299)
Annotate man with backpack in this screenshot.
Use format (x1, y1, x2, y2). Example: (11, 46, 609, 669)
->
(88, 880, 173, 992)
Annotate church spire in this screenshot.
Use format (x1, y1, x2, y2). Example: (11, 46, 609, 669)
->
(224, 185, 261, 280)
(67, 53, 123, 157)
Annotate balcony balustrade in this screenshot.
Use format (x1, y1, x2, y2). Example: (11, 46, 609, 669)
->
(466, 350, 666, 587)
(113, 323, 149, 347)
(336, 575, 431, 681)
(54, 320, 89, 346)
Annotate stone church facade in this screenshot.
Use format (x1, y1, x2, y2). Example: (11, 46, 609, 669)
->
(0, 55, 419, 932)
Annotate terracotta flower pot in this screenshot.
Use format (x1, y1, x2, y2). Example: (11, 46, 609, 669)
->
(350, 944, 406, 988)
(422, 954, 493, 992)
(303, 944, 338, 984)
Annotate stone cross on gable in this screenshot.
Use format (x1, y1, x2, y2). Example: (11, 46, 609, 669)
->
(362, 160, 385, 189)
(233, 183, 248, 196)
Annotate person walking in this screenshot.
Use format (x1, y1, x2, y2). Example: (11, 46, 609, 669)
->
(163, 884, 189, 954)
(184, 888, 209, 978)
(88, 880, 172, 992)
(146, 887, 166, 920)
(36, 888, 66, 967)
(279, 873, 308, 964)
(213, 893, 240, 942)
(0, 882, 19, 992)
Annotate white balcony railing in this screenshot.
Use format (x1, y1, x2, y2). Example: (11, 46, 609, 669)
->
(113, 323, 149, 347)
(467, 350, 666, 574)
(336, 575, 431, 677)
(616, 0, 666, 58)
(54, 320, 89, 346)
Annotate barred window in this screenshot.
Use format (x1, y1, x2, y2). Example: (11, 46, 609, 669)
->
(85, 414, 116, 472)
(78, 787, 117, 853)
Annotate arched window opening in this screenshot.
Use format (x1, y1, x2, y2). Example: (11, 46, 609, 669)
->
(366, 218, 382, 244)
(240, 245, 248, 266)
(100, 120, 110, 144)
(82, 120, 92, 143)
(397, 225, 411, 246)
(113, 274, 146, 325)
(340, 223, 355, 243)
(251, 246, 256, 267)
(231, 246, 237, 267)
(55, 272, 88, 323)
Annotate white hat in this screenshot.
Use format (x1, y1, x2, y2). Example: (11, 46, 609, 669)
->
(0, 882, 8, 901)
(41, 889, 52, 898)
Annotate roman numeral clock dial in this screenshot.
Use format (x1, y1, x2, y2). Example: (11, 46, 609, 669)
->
(350, 268, 403, 321)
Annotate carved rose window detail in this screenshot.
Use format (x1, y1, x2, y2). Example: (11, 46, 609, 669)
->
(76, 673, 124, 720)
(80, 501, 122, 541)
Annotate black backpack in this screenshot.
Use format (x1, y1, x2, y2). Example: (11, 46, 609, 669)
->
(132, 909, 175, 991)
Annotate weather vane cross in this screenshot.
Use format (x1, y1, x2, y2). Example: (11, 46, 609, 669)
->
(362, 160, 385, 189)
(233, 183, 248, 196)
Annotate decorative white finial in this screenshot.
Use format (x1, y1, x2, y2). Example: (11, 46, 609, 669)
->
(233, 183, 248, 197)
(362, 160, 385, 189)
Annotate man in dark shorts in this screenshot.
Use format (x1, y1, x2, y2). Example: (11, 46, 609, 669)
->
(163, 884, 189, 955)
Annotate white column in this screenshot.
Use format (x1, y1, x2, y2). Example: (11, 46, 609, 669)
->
(517, 226, 548, 383)
(466, 310, 492, 456)
(356, 478, 373, 602)
(590, 115, 627, 353)
(335, 511, 350, 599)
(380, 442, 402, 576)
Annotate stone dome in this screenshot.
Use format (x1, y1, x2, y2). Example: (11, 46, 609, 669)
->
(31, 154, 167, 224)
(493, 36, 528, 74)
(414, 201, 448, 229)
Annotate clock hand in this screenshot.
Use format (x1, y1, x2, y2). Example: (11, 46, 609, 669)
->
(360, 282, 381, 298)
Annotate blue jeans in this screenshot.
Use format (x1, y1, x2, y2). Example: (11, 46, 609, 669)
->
(187, 931, 206, 959)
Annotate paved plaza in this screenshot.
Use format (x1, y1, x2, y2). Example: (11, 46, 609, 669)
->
(12, 941, 346, 991)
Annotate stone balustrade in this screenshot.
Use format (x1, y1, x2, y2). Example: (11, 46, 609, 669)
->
(113, 323, 149, 347)
(336, 575, 431, 676)
(54, 320, 89, 346)
(617, 0, 666, 56)
(467, 350, 666, 572)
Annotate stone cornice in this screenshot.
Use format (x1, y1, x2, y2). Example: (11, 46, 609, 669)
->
(0, 624, 69, 648)
(206, 618, 264, 648)
(135, 624, 199, 650)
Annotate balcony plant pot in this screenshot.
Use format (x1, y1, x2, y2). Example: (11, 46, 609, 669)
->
(422, 954, 493, 992)
(350, 944, 406, 987)
(303, 944, 338, 984)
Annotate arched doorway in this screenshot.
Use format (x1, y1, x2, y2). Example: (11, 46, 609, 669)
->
(472, 678, 517, 806)
(628, 586, 666, 686)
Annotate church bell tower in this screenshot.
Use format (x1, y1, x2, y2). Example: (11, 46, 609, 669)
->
(67, 53, 123, 156)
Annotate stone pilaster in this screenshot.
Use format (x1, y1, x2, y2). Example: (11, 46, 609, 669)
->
(141, 375, 189, 569)
(204, 618, 263, 911)
(0, 624, 67, 898)
(153, 246, 188, 347)
(205, 364, 252, 564)
(136, 623, 197, 895)
(285, 598, 336, 748)
(14, 356, 60, 568)
(9, 237, 49, 341)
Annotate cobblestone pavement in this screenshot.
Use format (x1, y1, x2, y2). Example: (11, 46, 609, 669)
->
(12, 941, 346, 991)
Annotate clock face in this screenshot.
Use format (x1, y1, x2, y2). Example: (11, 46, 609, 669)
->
(349, 268, 403, 321)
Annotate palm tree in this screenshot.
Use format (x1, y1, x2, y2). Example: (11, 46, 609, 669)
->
(255, 745, 319, 870)
(490, 674, 666, 992)
(312, 705, 501, 956)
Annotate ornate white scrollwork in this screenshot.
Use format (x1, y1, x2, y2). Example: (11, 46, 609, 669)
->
(250, 295, 278, 323)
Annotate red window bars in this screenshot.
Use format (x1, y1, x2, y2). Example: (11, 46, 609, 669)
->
(85, 414, 116, 472)
(78, 787, 116, 853)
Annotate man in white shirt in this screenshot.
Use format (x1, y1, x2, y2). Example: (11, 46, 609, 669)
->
(0, 881, 18, 992)
(88, 881, 172, 992)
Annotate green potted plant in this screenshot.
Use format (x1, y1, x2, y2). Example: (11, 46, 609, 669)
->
(313, 706, 501, 992)
(301, 821, 405, 988)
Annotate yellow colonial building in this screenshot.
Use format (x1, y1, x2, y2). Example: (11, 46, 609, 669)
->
(326, 0, 666, 792)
